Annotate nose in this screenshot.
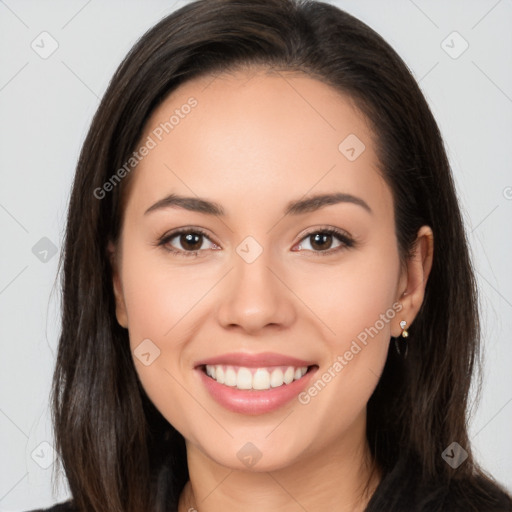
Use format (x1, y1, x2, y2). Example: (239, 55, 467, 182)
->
(216, 247, 297, 334)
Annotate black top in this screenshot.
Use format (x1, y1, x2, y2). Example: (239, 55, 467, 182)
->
(25, 487, 512, 512)
(25, 458, 512, 512)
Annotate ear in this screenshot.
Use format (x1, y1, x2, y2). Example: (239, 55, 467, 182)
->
(107, 240, 128, 328)
(392, 225, 434, 337)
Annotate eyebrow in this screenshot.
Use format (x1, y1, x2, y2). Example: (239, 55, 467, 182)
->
(144, 192, 372, 217)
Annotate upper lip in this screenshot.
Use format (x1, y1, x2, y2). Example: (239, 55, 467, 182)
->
(194, 352, 316, 368)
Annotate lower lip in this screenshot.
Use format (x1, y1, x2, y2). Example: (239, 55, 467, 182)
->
(197, 366, 318, 415)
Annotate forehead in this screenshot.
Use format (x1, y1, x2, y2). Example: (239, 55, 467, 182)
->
(124, 68, 391, 220)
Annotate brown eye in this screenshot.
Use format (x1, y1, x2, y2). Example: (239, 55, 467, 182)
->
(309, 232, 335, 251)
(158, 228, 219, 257)
(177, 232, 204, 251)
(295, 228, 355, 256)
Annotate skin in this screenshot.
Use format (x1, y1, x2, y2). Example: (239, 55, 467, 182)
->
(109, 67, 433, 512)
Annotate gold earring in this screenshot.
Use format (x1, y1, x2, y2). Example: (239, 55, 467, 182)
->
(400, 320, 409, 337)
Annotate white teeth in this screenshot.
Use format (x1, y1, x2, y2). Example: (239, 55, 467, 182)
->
(253, 368, 270, 390)
(224, 367, 237, 387)
(204, 364, 309, 390)
(237, 367, 252, 390)
(270, 368, 284, 388)
(283, 367, 294, 384)
(215, 366, 225, 384)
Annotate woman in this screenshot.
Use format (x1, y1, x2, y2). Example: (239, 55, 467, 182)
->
(28, 0, 512, 510)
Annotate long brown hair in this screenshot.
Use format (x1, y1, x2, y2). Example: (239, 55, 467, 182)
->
(52, 1, 512, 511)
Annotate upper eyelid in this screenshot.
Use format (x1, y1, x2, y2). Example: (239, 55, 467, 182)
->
(295, 226, 352, 242)
(161, 227, 217, 245)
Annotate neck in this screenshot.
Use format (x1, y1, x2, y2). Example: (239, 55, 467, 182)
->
(178, 415, 381, 512)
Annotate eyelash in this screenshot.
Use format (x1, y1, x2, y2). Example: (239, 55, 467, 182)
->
(156, 226, 355, 258)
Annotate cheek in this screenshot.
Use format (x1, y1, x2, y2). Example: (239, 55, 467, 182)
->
(289, 254, 399, 448)
(118, 243, 210, 437)
(118, 226, 400, 439)
(295, 243, 400, 347)
(120, 243, 212, 344)
(120, 227, 400, 371)
(290, 236, 400, 416)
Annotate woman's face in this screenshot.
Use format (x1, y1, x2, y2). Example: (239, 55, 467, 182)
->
(110, 68, 422, 472)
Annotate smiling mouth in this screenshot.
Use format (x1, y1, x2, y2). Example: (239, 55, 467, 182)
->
(200, 364, 318, 391)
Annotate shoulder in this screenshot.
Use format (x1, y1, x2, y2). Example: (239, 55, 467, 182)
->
(367, 454, 512, 511)
(24, 500, 76, 512)
(411, 473, 512, 511)
(369, 478, 512, 511)
(439, 476, 512, 511)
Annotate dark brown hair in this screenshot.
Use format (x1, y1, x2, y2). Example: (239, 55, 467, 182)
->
(51, 1, 512, 511)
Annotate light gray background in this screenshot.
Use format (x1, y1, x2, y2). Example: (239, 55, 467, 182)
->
(1, 0, 511, 510)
